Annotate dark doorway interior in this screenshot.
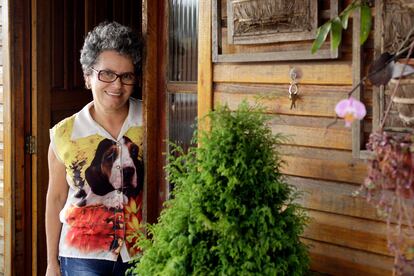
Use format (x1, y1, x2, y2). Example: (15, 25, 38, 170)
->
(35, 1, 142, 275)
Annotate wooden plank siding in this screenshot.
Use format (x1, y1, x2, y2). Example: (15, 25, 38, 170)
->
(201, 0, 387, 274)
(0, 0, 4, 273)
(197, 0, 213, 134)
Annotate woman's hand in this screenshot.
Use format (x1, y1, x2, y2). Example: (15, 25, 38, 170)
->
(45, 261, 61, 276)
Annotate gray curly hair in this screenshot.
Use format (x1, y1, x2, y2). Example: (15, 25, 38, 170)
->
(80, 21, 141, 75)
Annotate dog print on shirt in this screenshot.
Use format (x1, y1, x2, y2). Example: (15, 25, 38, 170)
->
(73, 136, 144, 208)
(62, 135, 144, 256)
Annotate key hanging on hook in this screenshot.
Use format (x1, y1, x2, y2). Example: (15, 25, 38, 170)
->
(288, 68, 300, 110)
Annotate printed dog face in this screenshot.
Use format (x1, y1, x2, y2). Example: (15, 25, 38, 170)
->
(75, 136, 144, 208)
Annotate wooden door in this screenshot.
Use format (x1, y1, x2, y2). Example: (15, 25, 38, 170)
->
(3, 0, 33, 275)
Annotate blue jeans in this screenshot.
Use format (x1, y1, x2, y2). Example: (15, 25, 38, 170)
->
(59, 256, 135, 276)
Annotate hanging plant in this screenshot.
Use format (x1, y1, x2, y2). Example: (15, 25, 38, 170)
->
(313, 1, 414, 274)
(357, 130, 414, 275)
(360, 43, 414, 274)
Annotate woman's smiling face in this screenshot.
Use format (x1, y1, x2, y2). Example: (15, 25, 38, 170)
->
(85, 50, 135, 115)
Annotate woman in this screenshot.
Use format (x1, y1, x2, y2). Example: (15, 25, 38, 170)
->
(45, 22, 144, 276)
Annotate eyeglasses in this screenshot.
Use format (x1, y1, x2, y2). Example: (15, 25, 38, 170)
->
(91, 68, 136, 85)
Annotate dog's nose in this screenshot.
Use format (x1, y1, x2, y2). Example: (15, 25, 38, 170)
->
(123, 167, 135, 181)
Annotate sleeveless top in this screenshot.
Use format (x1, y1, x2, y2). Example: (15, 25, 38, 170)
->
(50, 98, 144, 262)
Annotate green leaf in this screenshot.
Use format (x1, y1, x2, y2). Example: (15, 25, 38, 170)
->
(311, 22, 332, 54)
(331, 17, 343, 50)
(360, 5, 372, 45)
(340, 3, 357, 29)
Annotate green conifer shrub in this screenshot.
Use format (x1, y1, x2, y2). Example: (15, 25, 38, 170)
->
(131, 103, 309, 275)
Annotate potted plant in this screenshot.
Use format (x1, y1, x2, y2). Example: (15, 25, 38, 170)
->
(130, 103, 309, 275)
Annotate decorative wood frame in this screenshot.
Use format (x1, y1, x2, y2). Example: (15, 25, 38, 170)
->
(212, 0, 339, 63)
(373, 0, 414, 133)
(351, 8, 370, 159)
(227, 0, 318, 45)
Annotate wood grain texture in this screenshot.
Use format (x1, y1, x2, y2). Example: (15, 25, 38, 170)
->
(221, 29, 332, 55)
(31, 0, 52, 274)
(214, 83, 351, 117)
(2, 1, 10, 273)
(3, 0, 32, 273)
(213, 0, 339, 62)
(352, 7, 364, 159)
(213, 62, 353, 85)
(142, 0, 160, 224)
(158, 0, 169, 211)
(304, 239, 393, 275)
(304, 210, 390, 256)
(198, 0, 213, 132)
(288, 176, 381, 221)
(269, 115, 352, 150)
(166, 82, 197, 94)
(0, 85, 4, 103)
(207, 1, 385, 274)
(279, 145, 367, 184)
(0, 218, 3, 238)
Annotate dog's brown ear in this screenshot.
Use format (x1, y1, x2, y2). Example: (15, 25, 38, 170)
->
(85, 166, 114, 196)
(85, 138, 117, 196)
(74, 188, 87, 198)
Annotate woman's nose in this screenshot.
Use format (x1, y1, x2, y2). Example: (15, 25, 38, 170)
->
(111, 77, 123, 88)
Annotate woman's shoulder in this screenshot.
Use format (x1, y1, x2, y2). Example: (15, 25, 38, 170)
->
(51, 102, 92, 133)
(51, 114, 77, 133)
(51, 114, 76, 139)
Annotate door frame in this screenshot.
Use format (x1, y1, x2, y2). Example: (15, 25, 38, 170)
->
(3, 0, 34, 275)
(142, 0, 168, 222)
(31, 0, 52, 274)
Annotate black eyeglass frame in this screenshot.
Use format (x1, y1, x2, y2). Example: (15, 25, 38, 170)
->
(91, 67, 136, 86)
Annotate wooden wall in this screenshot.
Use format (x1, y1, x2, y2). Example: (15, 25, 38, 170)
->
(199, 1, 393, 275)
(0, 0, 4, 273)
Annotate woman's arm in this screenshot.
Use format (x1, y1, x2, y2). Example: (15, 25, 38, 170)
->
(45, 144, 69, 276)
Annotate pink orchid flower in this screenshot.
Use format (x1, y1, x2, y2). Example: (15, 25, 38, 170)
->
(335, 97, 367, 127)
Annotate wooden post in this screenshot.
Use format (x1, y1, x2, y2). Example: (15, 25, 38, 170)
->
(31, 0, 52, 274)
(352, 7, 364, 159)
(142, 0, 164, 223)
(197, 0, 213, 133)
(3, 0, 12, 274)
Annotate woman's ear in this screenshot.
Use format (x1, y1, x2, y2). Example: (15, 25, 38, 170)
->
(84, 74, 91, 90)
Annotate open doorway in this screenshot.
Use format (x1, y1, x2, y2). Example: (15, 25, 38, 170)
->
(4, 0, 143, 275)
(4, 0, 182, 274)
(33, 2, 142, 275)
